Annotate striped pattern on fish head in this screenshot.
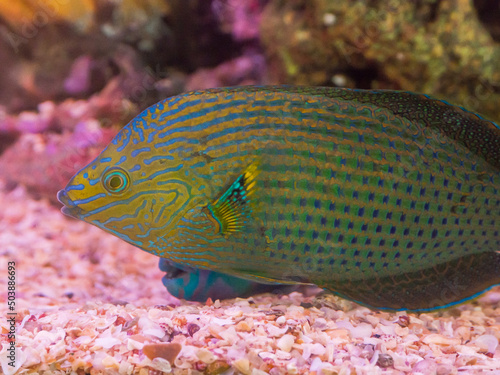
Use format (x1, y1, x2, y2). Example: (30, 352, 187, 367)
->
(57, 102, 212, 253)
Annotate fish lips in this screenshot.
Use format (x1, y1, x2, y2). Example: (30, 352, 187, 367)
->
(57, 189, 82, 220)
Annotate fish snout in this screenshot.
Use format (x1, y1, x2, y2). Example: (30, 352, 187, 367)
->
(57, 189, 73, 206)
(57, 189, 81, 219)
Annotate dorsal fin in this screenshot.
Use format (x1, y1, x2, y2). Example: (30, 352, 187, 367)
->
(201, 86, 500, 170)
(292, 86, 500, 170)
(203, 162, 259, 235)
(351, 90, 500, 170)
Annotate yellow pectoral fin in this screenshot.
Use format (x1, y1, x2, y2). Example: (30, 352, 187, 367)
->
(204, 161, 260, 236)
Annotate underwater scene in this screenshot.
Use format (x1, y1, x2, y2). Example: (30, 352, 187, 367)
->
(0, 0, 499, 374)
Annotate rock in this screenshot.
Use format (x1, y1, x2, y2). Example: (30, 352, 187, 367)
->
(260, 0, 500, 122)
(142, 342, 182, 363)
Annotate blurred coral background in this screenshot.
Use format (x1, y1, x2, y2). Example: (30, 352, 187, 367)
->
(0, 0, 499, 203)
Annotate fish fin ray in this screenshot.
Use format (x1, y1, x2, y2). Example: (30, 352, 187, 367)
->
(203, 161, 260, 235)
(319, 251, 500, 311)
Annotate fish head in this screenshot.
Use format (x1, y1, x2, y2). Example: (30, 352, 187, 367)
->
(57, 117, 208, 252)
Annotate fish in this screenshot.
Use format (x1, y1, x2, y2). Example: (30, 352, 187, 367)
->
(57, 85, 500, 311)
(158, 258, 298, 302)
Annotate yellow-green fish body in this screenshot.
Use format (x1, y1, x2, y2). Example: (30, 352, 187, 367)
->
(58, 86, 500, 311)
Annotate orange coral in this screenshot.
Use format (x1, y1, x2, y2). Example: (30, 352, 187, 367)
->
(0, 0, 95, 32)
(0, 0, 170, 33)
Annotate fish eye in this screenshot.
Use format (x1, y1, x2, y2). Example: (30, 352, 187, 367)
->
(102, 168, 130, 194)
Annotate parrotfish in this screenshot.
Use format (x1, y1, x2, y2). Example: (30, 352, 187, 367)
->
(57, 86, 500, 311)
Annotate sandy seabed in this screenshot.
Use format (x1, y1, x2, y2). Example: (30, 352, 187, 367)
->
(0, 179, 499, 375)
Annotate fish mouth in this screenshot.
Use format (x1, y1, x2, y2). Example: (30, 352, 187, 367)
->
(57, 189, 82, 220)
